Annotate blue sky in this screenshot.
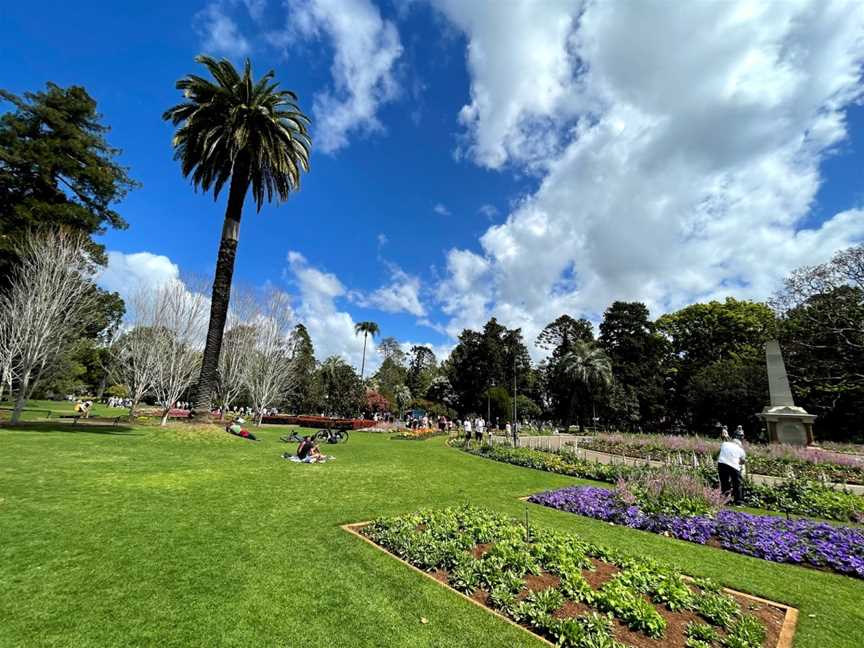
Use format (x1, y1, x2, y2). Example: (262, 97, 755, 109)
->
(3, 1, 864, 371)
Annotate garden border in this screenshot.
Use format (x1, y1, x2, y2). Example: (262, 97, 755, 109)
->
(341, 519, 799, 648)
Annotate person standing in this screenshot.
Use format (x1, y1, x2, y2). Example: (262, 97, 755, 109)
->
(717, 427, 746, 504)
(463, 418, 472, 446)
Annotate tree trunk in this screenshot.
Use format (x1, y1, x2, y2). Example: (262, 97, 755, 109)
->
(11, 368, 31, 424)
(563, 388, 578, 433)
(360, 332, 368, 380)
(160, 408, 170, 426)
(95, 372, 108, 399)
(192, 159, 251, 419)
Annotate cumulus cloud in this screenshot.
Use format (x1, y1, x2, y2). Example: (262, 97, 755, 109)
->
(433, 203, 451, 216)
(275, 0, 403, 153)
(350, 264, 426, 316)
(195, 2, 251, 57)
(98, 251, 181, 298)
(432, 0, 586, 169)
(434, 0, 864, 356)
(286, 251, 376, 370)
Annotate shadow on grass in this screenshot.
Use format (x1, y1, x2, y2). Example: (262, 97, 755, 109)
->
(0, 420, 141, 436)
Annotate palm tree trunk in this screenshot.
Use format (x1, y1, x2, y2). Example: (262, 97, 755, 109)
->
(360, 332, 368, 380)
(563, 388, 577, 433)
(192, 158, 250, 418)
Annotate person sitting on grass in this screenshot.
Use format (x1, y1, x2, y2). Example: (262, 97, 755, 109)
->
(226, 418, 258, 441)
(296, 435, 314, 460)
(286, 435, 327, 463)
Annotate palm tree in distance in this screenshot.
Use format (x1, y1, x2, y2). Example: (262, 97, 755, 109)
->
(354, 321, 380, 380)
(560, 340, 613, 432)
(163, 56, 311, 416)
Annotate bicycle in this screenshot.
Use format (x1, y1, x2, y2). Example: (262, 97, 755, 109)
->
(315, 428, 349, 444)
(280, 427, 349, 445)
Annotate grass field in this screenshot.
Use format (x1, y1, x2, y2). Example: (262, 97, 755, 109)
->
(1, 410, 862, 647)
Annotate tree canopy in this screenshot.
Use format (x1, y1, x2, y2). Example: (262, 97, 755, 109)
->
(0, 83, 137, 279)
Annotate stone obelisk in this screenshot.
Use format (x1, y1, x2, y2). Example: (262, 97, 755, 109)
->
(756, 340, 816, 446)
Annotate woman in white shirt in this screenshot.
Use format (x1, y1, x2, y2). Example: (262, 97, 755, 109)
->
(717, 428, 746, 504)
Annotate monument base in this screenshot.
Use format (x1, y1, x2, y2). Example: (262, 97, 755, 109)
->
(757, 406, 816, 446)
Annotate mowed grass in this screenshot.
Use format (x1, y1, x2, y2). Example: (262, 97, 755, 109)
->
(1, 421, 862, 648)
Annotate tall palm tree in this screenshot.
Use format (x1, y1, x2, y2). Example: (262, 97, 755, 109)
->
(354, 321, 380, 380)
(163, 56, 311, 415)
(560, 341, 613, 432)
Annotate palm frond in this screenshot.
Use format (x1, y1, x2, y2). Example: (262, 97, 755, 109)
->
(163, 55, 312, 208)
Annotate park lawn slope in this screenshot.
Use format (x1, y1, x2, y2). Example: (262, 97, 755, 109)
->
(0, 426, 860, 647)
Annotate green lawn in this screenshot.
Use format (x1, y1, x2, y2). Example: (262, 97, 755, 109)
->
(1, 420, 861, 647)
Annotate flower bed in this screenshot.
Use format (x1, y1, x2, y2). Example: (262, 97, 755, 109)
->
(529, 487, 864, 579)
(452, 441, 864, 524)
(581, 433, 864, 485)
(354, 506, 788, 648)
(391, 427, 447, 441)
(258, 415, 375, 429)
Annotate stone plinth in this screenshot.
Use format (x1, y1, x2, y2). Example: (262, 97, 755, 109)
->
(758, 405, 816, 446)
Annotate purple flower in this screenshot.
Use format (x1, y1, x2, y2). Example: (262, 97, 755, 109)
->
(529, 486, 864, 578)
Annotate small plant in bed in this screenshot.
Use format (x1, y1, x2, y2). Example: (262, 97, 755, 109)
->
(359, 506, 781, 648)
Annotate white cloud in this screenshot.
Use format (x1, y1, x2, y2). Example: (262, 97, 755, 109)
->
(432, 0, 586, 169)
(349, 264, 426, 317)
(434, 0, 864, 356)
(286, 251, 377, 370)
(478, 203, 498, 220)
(377, 233, 389, 247)
(276, 0, 403, 153)
(433, 203, 451, 216)
(195, 2, 251, 57)
(98, 251, 181, 298)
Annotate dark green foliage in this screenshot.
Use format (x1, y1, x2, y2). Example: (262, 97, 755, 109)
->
(286, 323, 318, 413)
(779, 285, 864, 441)
(0, 83, 137, 280)
(406, 346, 437, 400)
(657, 298, 776, 433)
(316, 356, 364, 417)
(598, 302, 668, 430)
(446, 318, 532, 417)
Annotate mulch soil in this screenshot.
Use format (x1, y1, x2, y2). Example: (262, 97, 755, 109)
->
(363, 525, 788, 648)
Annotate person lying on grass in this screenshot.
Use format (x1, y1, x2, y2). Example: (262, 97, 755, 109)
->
(226, 418, 258, 441)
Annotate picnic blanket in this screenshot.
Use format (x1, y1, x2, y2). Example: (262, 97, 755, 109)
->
(281, 453, 334, 463)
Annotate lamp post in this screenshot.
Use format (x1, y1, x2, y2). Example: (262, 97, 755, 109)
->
(512, 350, 518, 447)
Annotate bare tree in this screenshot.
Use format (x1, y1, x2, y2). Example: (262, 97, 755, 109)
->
(0, 231, 98, 424)
(214, 291, 256, 419)
(772, 243, 864, 351)
(0, 309, 17, 403)
(148, 280, 209, 425)
(109, 324, 162, 417)
(242, 290, 296, 426)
